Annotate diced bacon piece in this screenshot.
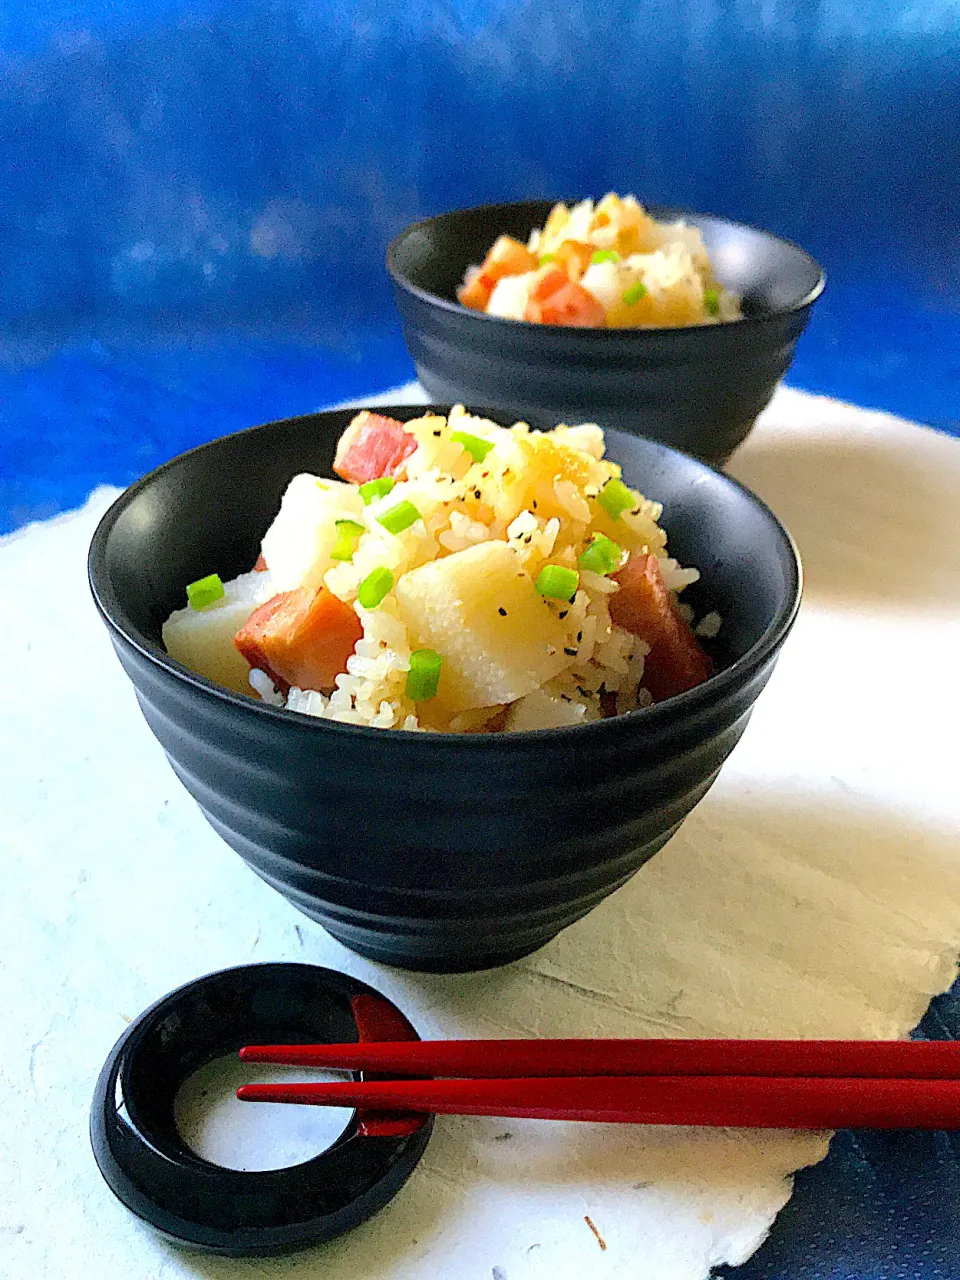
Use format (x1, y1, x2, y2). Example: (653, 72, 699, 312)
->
(457, 235, 539, 311)
(333, 412, 417, 485)
(524, 267, 607, 327)
(234, 585, 362, 695)
(609, 554, 713, 702)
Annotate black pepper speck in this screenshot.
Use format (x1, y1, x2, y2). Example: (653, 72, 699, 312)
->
(498, 607, 507, 616)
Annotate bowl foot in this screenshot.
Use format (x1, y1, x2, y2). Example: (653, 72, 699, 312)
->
(314, 920, 558, 973)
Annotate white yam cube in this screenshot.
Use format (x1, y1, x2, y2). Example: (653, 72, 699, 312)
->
(260, 474, 364, 593)
(504, 687, 591, 732)
(162, 569, 274, 695)
(486, 271, 536, 320)
(395, 540, 571, 714)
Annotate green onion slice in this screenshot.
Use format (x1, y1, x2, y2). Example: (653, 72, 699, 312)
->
(186, 572, 225, 610)
(330, 519, 365, 563)
(596, 477, 635, 521)
(377, 500, 422, 535)
(357, 566, 394, 609)
(539, 252, 556, 264)
(535, 564, 580, 601)
(591, 249, 620, 264)
(359, 476, 396, 505)
(622, 281, 647, 306)
(578, 535, 624, 576)
(703, 287, 720, 316)
(450, 430, 494, 463)
(406, 648, 443, 701)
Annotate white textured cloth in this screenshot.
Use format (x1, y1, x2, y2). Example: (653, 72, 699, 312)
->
(1, 386, 959, 1279)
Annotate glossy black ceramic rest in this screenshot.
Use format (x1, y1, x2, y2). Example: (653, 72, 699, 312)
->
(88, 406, 802, 971)
(387, 200, 824, 465)
(90, 964, 432, 1255)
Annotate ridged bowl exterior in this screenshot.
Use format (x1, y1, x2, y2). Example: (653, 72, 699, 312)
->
(89, 407, 802, 972)
(388, 200, 824, 465)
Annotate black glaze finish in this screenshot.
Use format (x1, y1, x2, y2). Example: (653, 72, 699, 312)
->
(90, 963, 432, 1255)
(88, 406, 802, 971)
(387, 200, 824, 465)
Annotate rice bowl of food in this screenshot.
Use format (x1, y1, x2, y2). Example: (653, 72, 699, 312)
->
(89, 405, 801, 971)
(388, 198, 824, 463)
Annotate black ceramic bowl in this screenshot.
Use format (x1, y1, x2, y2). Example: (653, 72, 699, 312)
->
(387, 199, 824, 465)
(89, 405, 801, 973)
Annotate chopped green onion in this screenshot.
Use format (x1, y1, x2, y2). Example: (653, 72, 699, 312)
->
(330, 519, 365, 562)
(357, 566, 394, 609)
(377, 500, 421, 535)
(535, 564, 580, 601)
(578, 535, 624, 576)
(622, 281, 647, 306)
(596, 477, 635, 521)
(539, 252, 556, 264)
(703, 287, 720, 316)
(591, 249, 620, 264)
(450, 430, 494, 463)
(359, 476, 396, 505)
(406, 648, 443, 701)
(186, 572, 225, 610)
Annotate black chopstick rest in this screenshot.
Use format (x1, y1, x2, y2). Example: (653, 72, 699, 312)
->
(90, 963, 432, 1255)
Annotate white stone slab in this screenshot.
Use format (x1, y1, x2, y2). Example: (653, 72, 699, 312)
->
(1, 386, 958, 1279)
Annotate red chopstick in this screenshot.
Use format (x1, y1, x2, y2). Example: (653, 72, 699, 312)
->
(238, 1038, 960, 1080)
(236, 1074, 960, 1129)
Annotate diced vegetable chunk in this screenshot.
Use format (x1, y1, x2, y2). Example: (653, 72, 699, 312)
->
(260, 473, 364, 593)
(359, 476, 396, 504)
(535, 564, 579, 600)
(163, 570, 275, 695)
(330, 519, 364, 562)
(186, 573, 225, 610)
(357, 567, 394, 609)
(333, 412, 418, 485)
(406, 649, 443, 702)
(578, 535, 623, 576)
(377, 500, 421, 535)
(596, 477, 635, 520)
(234, 585, 363, 694)
(609, 554, 713, 701)
(395, 541, 571, 714)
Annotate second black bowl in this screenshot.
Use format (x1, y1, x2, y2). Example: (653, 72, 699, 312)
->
(388, 199, 824, 465)
(89, 406, 801, 972)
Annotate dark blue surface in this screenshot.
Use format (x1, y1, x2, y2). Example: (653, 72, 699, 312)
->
(0, 327, 414, 533)
(718, 993, 960, 1280)
(2, 2, 959, 1275)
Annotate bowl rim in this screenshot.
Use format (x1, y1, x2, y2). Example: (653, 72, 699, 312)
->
(386, 197, 826, 335)
(88, 404, 803, 749)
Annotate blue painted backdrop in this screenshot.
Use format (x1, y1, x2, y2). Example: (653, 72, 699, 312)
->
(2, 0, 960, 532)
(2, 6, 959, 1276)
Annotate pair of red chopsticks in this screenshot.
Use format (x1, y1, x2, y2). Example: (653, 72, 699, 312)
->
(237, 1038, 960, 1129)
